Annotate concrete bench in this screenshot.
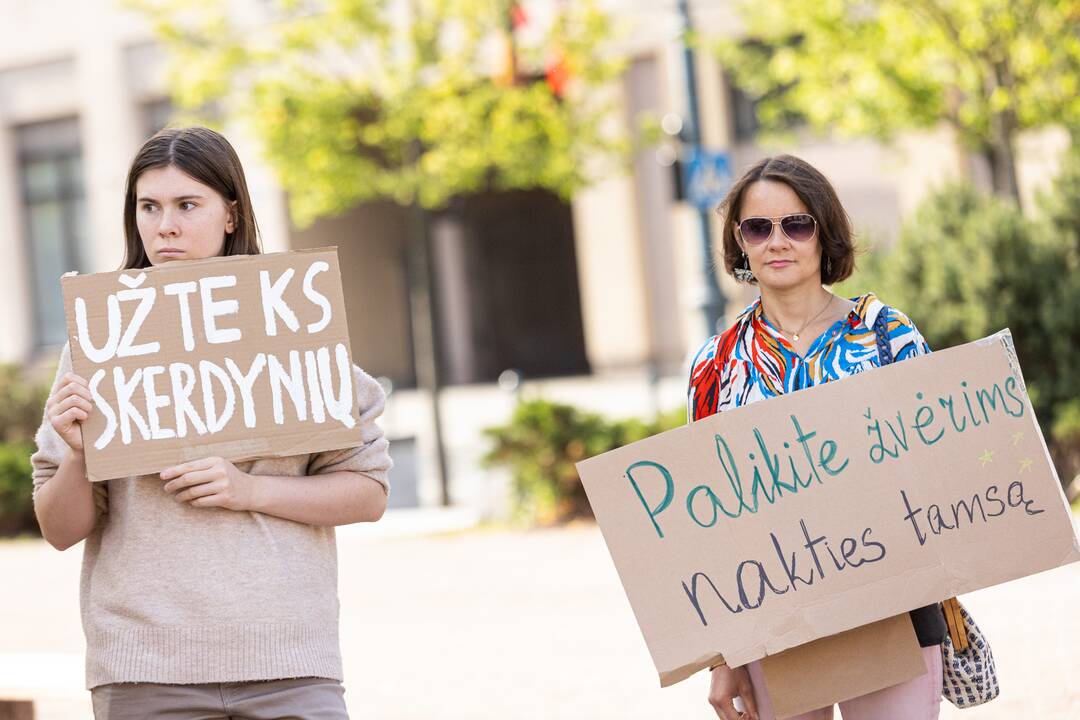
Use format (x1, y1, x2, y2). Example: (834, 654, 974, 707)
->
(0, 701, 33, 720)
(0, 653, 89, 720)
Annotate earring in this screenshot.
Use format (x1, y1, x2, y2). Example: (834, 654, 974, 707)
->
(824, 256, 833, 276)
(734, 252, 756, 283)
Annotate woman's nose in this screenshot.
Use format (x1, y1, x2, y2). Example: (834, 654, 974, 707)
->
(764, 227, 792, 250)
(158, 209, 179, 236)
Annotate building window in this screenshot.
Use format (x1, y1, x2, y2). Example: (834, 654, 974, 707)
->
(18, 118, 86, 348)
(431, 189, 590, 385)
(143, 98, 174, 138)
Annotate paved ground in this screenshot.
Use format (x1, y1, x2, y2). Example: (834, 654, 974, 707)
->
(1, 511, 1078, 719)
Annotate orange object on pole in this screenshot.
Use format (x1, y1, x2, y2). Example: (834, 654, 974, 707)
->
(545, 51, 570, 97)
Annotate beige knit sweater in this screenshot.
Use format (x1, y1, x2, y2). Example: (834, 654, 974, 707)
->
(31, 344, 392, 689)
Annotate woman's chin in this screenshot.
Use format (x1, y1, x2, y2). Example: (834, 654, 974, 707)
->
(757, 269, 814, 291)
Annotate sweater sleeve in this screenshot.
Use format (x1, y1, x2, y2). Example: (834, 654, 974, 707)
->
(305, 365, 392, 494)
(29, 343, 109, 514)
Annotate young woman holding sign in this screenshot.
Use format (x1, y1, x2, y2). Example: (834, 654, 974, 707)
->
(689, 155, 947, 720)
(31, 126, 391, 719)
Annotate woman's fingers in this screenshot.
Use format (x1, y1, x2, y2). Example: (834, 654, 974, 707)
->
(46, 377, 94, 414)
(52, 394, 93, 416)
(189, 494, 225, 509)
(709, 665, 759, 720)
(709, 697, 742, 720)
(53, 407, 88, 427)
(738, 670, 759, 720)
(59, 380, 93, 402)
(49, 408, 87, 446)
(709, 667, 747, 720)
(163, 469, 220, 494)
(45, 383, 89, 450)
(160, 456, 220, 481)
(741, 692, 760, 720)
(174, 481, 221, 504)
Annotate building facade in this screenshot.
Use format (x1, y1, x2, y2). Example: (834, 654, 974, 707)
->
(0, 0, 1069, 513)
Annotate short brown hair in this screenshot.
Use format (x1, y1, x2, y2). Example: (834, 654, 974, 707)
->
(717, 154, 853, 285)
(122, 126, 261, 269)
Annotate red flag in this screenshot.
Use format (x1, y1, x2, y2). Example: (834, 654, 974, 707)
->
(510, 2, 528, 29)
(546, 51, 570, 97)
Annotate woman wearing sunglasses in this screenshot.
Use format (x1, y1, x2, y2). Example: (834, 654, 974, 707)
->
(689, 154, 946, 720)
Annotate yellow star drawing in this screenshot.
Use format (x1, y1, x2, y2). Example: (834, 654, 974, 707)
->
(1018, 458, 1033, 473)
(978, 449, 995, 466)
(1011, 431, 1025, 446)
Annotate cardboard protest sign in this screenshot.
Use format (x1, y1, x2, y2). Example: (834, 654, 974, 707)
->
(577, 330, 1080, 688)
(61, 248, 361, 481)
(759, 614, 925, 718)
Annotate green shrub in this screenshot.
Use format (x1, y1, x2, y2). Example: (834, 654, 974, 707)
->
(0, 364, 50, 537)
(1035, 146, 1080, 479)
(483, 399, 685, 524)
(840, 149, 1080, 486)
(0, 364, 50, 442)
(0, 441, 37, 536)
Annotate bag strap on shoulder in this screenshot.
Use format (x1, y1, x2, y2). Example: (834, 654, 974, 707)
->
(873, 305, 894, 366)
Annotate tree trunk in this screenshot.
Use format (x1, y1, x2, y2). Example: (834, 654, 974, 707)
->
(985, 57, 1023, 206)
(984, 123, 1022, 207)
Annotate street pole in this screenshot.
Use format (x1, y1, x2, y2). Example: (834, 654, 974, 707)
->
(405, 175, 451, 507)
(678, 0, 725, 336)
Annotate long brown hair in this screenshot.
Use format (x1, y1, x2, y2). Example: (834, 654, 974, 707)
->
(716, 154, 854, 285)
(122, 126, 261, 269)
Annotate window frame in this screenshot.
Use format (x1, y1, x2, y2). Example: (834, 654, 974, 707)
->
(16, 117, 86, 350)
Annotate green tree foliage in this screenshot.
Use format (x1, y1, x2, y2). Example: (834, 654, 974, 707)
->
(1034, 146, 1080, 463)
(483, 399, 685, 524)
(840, 149, 1080, 484)
(717, 0, 1080, 202)
(131, 0, 629, 225)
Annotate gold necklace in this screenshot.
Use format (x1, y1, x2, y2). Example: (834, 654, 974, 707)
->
(764, 294, 834, 342)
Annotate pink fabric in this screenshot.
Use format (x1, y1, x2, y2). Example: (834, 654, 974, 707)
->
(743, 644, 943, 720)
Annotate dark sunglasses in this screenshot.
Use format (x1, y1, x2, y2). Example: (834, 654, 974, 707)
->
(737, 213, 817, 245)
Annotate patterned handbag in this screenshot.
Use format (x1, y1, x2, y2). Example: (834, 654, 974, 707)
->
(940, 597, 1000, 707)
(872, 307, 1000, 709)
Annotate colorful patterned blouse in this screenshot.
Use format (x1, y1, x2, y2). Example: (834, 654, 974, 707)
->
(685, 291, 947, 647)
(688, 293, 931, 422)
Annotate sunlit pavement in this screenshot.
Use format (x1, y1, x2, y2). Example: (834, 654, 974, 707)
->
(2, 511, 1078, 719)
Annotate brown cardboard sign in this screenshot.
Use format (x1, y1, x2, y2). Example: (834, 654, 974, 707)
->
(61, 248, 362, 481)
(576, 330, 1080, 687)
(760, 614, 925, 719)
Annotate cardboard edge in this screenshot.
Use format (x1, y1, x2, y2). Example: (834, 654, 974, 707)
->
(60, 248, 342, 288)
(574, 417, 697, 475)
(85, 430, 365, 482)
(658, 654, 719, 688)
(575, 328, 1018, 474)
(976, 327, 1027, 394)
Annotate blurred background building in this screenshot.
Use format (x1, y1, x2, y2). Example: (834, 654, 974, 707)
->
(0, 0, 1072, 516)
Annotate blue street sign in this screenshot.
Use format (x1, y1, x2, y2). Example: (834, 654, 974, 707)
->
(683, 147, 733, 212)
